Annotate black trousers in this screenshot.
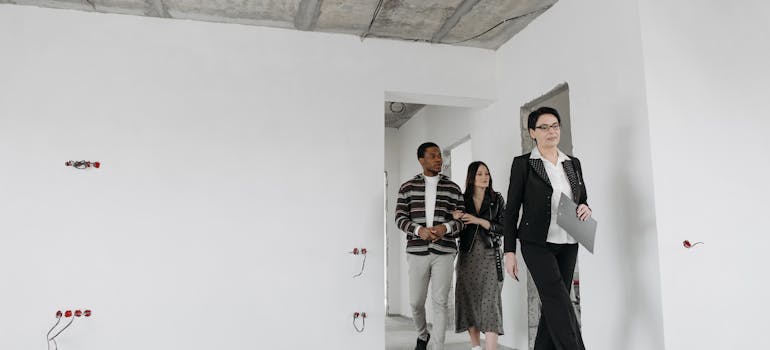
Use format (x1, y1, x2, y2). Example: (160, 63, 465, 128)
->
(522, 242, 585, 350)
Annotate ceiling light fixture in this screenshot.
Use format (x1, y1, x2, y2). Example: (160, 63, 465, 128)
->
(389, 102, 406, 114)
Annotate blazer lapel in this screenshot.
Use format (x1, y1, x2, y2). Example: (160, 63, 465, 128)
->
(528, 158, 551, 187)
(562, 160, 581, 202)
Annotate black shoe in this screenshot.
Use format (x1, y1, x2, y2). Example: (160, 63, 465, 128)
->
(415, 333, 430, 350)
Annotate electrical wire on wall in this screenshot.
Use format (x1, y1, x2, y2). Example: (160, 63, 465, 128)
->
(46, 309, 91, 350)
(352, 312, 367, 333)
(46, 311, 63, 350)
(683, 240, 704, 249)
(350, 248, 368, 278)
(48, 310, 75, 350)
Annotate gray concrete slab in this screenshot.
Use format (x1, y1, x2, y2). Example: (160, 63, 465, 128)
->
(443, 0, 557, 48)
(314, 0, 379, 34)
(0, 0, 558, 50)
(371, 0, 465, 42)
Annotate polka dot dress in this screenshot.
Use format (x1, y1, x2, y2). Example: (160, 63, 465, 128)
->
(455, 232, 504, 334)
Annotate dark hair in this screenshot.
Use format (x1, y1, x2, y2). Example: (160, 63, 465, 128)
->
(417, 142, 440, 159)
(527, 106, 561, 130)
(463, 161, 494, 203)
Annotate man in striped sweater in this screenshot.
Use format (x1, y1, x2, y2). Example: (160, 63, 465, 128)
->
(395, 142, 465, 350)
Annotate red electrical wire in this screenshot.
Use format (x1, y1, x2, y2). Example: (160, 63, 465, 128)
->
(683, 240, 703, 248)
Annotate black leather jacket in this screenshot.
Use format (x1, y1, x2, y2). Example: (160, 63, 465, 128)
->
(458, 191, 506, 254)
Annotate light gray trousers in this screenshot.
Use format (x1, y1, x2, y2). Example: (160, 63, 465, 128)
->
(407, 252, 456, 350)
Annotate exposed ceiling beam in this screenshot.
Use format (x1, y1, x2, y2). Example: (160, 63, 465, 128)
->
(144, 0, 170, 18)
(294, 0, 323, 31)
(431, 0, 481, 43)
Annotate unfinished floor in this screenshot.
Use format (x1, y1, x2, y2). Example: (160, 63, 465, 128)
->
(386, 316, 516, 350)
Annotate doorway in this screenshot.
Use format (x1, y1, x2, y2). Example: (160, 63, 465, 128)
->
(384, 102, 509, 350)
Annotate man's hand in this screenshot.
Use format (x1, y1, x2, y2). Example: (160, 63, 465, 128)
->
(451, 210, 464, 220)
(428, 224, 448, 242)
(504, 252, 519, 281)
(417, 227, 437, 241)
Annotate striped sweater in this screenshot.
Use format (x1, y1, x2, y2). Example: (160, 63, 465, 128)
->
(395, 174, 465, 255)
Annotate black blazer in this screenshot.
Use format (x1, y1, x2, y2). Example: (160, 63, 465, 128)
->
(503, 153, 589, 253)
(458, 191, 505, 254)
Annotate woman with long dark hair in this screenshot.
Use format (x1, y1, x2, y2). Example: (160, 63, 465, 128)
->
(453, 161, 506, 350)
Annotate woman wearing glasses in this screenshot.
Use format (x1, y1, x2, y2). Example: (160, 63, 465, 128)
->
(503, 107, 592, 350)
(452, 161, 505, 350)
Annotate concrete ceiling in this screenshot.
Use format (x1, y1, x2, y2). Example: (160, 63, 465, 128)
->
(1, 0, 557, 50)
(385, 101, 424, 128)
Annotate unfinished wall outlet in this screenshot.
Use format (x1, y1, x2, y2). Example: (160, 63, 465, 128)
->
(47, 308, 92, 350)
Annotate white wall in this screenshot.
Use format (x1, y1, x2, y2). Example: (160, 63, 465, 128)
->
(449, 138, 473, 190)
(0, 5, 496, 350)
(484, 0, 666, 349)
(638, 1, 770, 349)
(384, 127, 401, 315)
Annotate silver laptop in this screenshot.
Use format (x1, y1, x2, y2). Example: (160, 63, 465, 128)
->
(556, 192, 598, 253)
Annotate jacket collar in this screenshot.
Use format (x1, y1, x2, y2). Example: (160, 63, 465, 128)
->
(527, 148, 581, 201)
(467, 191, 496, 217)
(562, 161, 581, 202)
(414, 173, 450, 182)
(530, 146, 570, 163)
(528, 157, 551, 187)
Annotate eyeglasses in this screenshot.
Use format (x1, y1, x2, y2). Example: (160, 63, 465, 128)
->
(534, 123, 560, 131)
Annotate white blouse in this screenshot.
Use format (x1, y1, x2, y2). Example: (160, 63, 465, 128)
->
(530, 147, 577, 244)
